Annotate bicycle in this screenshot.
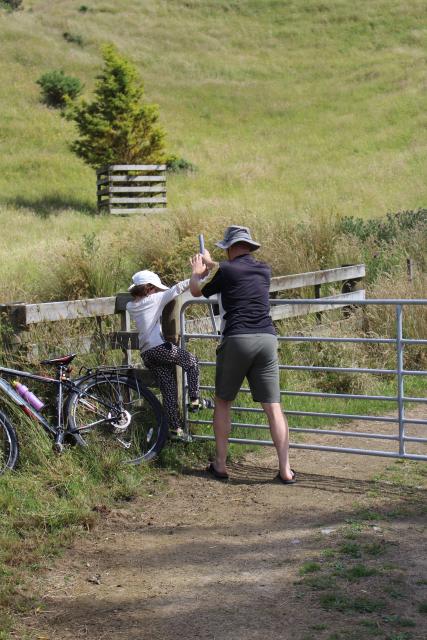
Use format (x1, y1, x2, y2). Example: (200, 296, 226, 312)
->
(0, 353, 169, 475)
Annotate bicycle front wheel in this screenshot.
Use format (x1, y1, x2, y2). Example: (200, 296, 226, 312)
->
(66, 372, 168, 464)
(0, 409, 19, 474)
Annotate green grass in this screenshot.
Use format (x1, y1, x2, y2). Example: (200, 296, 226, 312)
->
(297, 461, 427, 640)
(1, 1, 427, 298)
(338, 564, 378, 580)
(0, 408, 160, 625)
(299, 561, 322, 575)
(320, 593, 386, 613)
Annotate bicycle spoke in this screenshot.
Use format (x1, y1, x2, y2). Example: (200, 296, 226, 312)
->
(67, 374, 168, 463)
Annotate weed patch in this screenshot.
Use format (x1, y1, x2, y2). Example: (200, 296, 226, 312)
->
(299, 561, 321, 575)
(339, 541, 362, 558)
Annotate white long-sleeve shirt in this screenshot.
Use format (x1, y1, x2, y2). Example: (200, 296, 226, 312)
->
(126, 279, 190, 352)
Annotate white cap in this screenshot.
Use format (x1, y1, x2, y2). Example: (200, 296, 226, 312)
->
(128, 270, 168, 292)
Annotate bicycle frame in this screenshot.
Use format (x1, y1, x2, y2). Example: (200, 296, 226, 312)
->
(0, 363, 144, 449)
(0, 365, 66, 437)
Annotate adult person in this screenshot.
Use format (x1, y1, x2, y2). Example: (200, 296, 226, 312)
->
(189, 225, 295, 483)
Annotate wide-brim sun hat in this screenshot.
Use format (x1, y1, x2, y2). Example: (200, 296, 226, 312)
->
(215, 225, 260, 251)
(128, 270, 168, 292)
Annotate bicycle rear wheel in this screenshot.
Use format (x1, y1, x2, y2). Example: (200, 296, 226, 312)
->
(0, 409, 19, 474)
(66, 372, 168, 463)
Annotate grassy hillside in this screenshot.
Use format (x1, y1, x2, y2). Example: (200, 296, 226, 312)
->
(1, 0, 427, 299)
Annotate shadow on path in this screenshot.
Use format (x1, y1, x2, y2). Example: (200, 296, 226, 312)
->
(184, 461, 427, 498)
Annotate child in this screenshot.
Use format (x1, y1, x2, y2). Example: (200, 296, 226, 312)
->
(126, 266, 203, 436)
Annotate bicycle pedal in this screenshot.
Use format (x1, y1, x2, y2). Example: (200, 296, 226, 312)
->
(169, 429, 192, 443)
(53, 442, 64, 454)
(187, 398, 214, 413)
(169, 427, 185, 438)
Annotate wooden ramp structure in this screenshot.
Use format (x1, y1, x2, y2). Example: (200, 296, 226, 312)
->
(96, 164, 167, 215)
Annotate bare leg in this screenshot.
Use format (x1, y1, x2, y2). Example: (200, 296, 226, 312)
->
(261, 402, 293, 480)
(212, 396, 233, 474)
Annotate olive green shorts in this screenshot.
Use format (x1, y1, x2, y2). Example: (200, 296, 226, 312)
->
(215, 333, 280, 403)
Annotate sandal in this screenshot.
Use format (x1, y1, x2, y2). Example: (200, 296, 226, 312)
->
(207, 462, 229, 481)
(275, 469, 297, 485)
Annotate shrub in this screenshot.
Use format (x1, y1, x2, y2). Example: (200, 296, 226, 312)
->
(36, 70, 83, 109)
(166, 156, 196, 173)
(337, 209, 427, 283)
(1, 0, 23, 10)
(339, 209, 427, 245)
(63, 31, 84, 46)
(70, 43, 166, 169)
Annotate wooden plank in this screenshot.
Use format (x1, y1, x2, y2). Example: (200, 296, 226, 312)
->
(270, 264, 365, 292)
(97, 176, 165, 186)
(104, 175, 165, 182)
(104, 186, 167, 193)
(184, 291, 366, 332)
(270, 290, 366, 320)
(109, 197, 167, 204)
(23, 297, 117, 325)
(109, 207, 167, 215)
(108, 164, 166, 171)
(111, 186, 166, 193)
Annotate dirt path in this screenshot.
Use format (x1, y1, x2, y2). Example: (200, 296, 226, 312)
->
(22, 412, 427, 640)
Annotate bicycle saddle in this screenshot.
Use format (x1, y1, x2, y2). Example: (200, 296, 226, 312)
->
(40, 354, 77, 366)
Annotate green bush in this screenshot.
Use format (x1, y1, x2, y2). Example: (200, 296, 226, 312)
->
(166, 155, 196, 173)
(339, 209, 427, 244)
(1, 0, 23, 11)
(70, 43, 166, 168)
(36, 70, 83, 109)
(63, 31, 84, 46)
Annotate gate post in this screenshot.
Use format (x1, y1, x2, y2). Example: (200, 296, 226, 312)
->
(395, 305, 405, 456)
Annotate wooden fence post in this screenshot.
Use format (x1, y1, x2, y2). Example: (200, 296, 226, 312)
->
(314, 283, 322, 324)
(0, 303, 32, 358)
(407, 258, 414, 282)
(162, 296, 184, 407)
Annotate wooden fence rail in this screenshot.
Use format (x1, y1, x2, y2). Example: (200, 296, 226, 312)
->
(0, 264, 365, 363)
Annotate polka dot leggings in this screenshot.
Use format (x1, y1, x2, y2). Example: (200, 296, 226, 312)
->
(142, 342, 199, 430)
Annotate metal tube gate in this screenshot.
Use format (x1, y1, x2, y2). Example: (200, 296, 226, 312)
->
(180, 299, 427, 461)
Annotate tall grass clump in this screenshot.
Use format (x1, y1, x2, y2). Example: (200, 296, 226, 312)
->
(40, 232, 134, 300)
(365, 273, 427, 371)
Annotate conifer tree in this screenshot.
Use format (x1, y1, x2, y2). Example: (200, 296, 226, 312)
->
(70, 44, 165, 168)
